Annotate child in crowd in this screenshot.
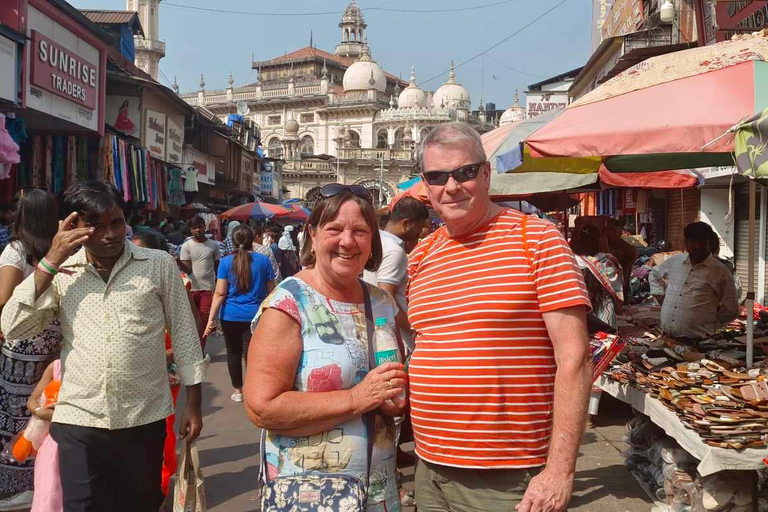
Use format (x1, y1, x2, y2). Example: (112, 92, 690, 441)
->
(27, 358, 62, 512)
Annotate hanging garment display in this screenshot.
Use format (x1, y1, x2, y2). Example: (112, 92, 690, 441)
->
(53, 136, 65, 194)
(0, 114, 20, 180)
(45, 135, 53, 192)
(168, 167, 185, 206)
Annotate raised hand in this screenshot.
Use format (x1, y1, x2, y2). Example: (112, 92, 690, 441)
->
(46, 212, 94, 267)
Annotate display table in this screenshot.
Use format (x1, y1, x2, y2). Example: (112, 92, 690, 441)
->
(598, 376, 766, 476)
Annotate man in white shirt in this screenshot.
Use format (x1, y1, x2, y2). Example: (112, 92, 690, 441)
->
(650, 222, 740, 339)
(1, 182, 206, 511)
(364, 197, 429, 354)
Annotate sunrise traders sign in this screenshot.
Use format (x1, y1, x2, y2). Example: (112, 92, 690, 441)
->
(30, 31, 97, 110)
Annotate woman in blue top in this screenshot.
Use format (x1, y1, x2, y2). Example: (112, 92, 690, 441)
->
(204, 225, 275, 402)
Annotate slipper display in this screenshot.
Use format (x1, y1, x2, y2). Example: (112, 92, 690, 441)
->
(601, 311, 768, 450)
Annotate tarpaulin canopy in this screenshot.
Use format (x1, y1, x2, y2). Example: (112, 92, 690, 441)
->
(501, 32, 768, 174)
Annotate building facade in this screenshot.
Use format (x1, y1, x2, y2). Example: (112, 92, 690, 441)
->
(127, 0, 164, 80)
(179, 1, 495, 205)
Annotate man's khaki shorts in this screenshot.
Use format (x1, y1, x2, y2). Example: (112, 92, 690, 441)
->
(415, 459, 542, 512)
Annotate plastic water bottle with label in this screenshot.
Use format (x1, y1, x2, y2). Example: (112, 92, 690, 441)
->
(373, 317, 406, 400)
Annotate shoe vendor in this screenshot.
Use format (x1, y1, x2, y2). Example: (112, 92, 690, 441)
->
(649, 222, 740, 341)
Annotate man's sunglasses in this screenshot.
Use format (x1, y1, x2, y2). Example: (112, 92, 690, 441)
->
(320, 183, 373, 203)
(421, 161, 486, 186)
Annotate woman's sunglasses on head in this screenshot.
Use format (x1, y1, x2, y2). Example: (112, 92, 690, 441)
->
(421, 161, 486, 186)
(320, 183, 373, 203)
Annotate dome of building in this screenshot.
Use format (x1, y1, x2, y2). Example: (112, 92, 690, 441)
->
(286, 117, 299, 135)
(342, 0, 364, 24)
(342, 45, 386, 92)
(499, 90, 526, 126)
(432, 61, 471, 110)
(398, 66, 427, 108)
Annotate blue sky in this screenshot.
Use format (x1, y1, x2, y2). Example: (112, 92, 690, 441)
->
(71, 0, 592, 109)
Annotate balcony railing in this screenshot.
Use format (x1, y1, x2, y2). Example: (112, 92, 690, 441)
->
(134, 37, 166, 56)
(283, 160, 334, 172)
(338, 148, 413, 161)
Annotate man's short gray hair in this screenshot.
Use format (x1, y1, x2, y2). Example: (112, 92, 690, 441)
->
(416, 122, 486, 170)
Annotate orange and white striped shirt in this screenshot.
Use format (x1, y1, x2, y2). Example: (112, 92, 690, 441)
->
(407, 209, 589, 469)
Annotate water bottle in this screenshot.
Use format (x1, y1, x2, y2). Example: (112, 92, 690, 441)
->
(373, 317, 405, 400)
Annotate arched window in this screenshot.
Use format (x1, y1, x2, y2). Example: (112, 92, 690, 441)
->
(393, 128, 404, 150)
(267, 138, 283, 158)
(376, 130, 388, 149)
(300, 136, 314, 157)
(347, 130, 361, 148)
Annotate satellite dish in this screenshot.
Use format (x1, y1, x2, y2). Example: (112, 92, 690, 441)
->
(236, 100, 250, 116)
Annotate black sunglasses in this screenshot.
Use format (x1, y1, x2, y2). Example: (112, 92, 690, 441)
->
(320, 183, 373, 203)
(421, 161, 486, 186)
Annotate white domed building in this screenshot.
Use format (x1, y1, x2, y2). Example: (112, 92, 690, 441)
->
(181, 1, 496, 205)
(398, 67, 427, 108)
(432, 61, 471, 115)
(499, 90, 526, 126)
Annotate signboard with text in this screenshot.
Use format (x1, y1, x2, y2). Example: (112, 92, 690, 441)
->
(166, 116, 183, 165)
(601, 0, 644, 40)
(184, 146, 215, 185)
(144, 109, 166, 160)
(0, 35, 18, 103)
(714, 1, 768, 42)
(592, 0, 616, 51)
(30, 30, 97, 110)
(526, 92, 568, 118)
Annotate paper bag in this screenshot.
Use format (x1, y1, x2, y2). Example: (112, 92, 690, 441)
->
(173, 439, 207, 512)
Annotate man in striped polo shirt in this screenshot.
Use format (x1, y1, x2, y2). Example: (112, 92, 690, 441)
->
(407, 122, 592, 512)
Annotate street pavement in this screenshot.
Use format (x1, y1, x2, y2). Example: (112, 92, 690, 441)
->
(166, 334, 653, 512)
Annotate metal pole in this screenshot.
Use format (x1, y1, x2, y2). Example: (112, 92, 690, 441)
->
(379, 153, 385, 208)
(747, 180, 756, 369)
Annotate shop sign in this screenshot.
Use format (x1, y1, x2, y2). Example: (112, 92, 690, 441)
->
(166, 117, 183, 164)
(145, 109, 166, 159)
(30, 31, 97, 110)
(260, 162, 275, 197)
(622, 189, 637, 214)
(240, 154, 254, 192)
(105, 95, 140, 137)
(601, 0, 644, 40)
(715, 1, 768, 42)
(0, 35, 18, 103)
(592, 0, 616, 51)
(183, 146, 215, 185)
(526, 92, 568, 118)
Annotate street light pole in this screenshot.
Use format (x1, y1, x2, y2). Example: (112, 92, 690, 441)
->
(379, 153, 385, 208)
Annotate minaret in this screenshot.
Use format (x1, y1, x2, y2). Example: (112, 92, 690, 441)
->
(335, 0, 367, 59)
(128, 0, 165, 80)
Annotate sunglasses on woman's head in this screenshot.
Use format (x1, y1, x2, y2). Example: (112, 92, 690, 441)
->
(319, 183, 373, 203)
(421, 161, 486, 186)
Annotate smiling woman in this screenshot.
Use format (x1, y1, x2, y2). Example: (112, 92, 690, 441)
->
(244, 184, 406, 512)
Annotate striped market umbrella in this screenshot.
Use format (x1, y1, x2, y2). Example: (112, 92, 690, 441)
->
(219, 202, 290, 220)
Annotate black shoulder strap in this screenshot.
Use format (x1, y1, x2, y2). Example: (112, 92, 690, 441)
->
(360, 279, 376, 492)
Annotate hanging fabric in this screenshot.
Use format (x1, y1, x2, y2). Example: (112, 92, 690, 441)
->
(66, 136, 77, 189)
(53, 136, 65, 194)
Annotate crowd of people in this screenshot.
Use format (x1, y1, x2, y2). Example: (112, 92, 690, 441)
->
(0, 120, 735, 512)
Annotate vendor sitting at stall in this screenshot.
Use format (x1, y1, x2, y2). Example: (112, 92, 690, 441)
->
(649, 221, 740, 340)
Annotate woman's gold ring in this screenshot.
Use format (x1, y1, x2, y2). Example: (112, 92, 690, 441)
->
(386, 380, 393, 389)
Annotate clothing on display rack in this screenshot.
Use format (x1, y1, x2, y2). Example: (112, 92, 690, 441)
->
(183, 167, 199, 192)
(168, 167, 185, 206)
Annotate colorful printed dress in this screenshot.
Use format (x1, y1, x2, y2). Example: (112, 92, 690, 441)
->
(252, 277, 400, 512)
